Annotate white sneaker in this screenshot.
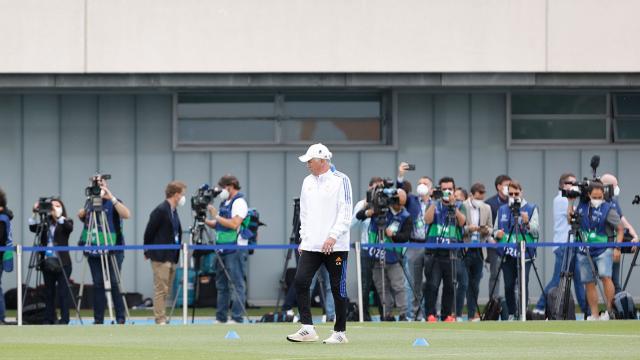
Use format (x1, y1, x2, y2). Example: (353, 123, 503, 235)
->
(286, 325, 319, 342)
(586, 315, 599, 321)
(532, 308, 545, 316)
(600, 311, 610, 321)
(322, 331, 349, 344)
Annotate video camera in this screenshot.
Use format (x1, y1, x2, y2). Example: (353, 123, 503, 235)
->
(509, 197, 522, 215)
(37, 197, 55, 216)
(633, 195, 639, 205)
(431, 186, 453, 201)
(366, 178, 400, 214)
(85, 173, 111, 210)
(561, 155, 614, 202)
(191, 184, 222, 220)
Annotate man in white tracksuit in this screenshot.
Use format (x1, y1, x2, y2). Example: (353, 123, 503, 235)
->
(287, 143, 352, 344)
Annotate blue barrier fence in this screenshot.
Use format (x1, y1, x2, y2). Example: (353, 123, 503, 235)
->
(1, 241, 638, 253)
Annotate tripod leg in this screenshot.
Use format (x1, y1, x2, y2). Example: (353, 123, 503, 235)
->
(622, 248, 639, 291)
(76, 256, 88, 314)
(54, 256, 83, 324)
(398, 252, 424, 320)
(109, 253, 131, 322)
(450, 249, 457, 319)
(274, 247, 294, 313)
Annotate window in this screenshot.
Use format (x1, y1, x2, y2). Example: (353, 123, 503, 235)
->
(613, 93, 640, 141)
(509, 93, 610, 145)
(175, 91, 390, 149)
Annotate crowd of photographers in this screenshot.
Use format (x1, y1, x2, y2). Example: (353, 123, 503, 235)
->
(0, 159, 639, 325)
(351, 162, 639, 322)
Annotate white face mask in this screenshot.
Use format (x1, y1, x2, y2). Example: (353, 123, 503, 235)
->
(53, 206, 63, 218)
(591, 199, 604, 208)
(416, 184, 430, 196)
(472, 199, 484, 208)
(178, 195, 186, 207)
(502, 186, 509, 197)
(218, 188, 230, 201)
(614, 186, 620, 197)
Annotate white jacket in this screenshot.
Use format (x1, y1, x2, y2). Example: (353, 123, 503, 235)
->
(299, 169, 353, 252)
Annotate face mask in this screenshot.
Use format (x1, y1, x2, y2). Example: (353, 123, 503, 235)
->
(53, 206, 63, 218)
(416, 184, 429, 196)
(472, 199, 484, 208)
(218, 188, 230, 201)
(614, 186, 620, 197)
(442, 190, 452, 201)
(591, 199, 604, 208)
(178, 195, 186, 207)
(502, 186, 509, 197)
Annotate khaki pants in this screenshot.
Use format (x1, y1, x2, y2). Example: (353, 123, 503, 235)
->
(151, 260, 176, 324)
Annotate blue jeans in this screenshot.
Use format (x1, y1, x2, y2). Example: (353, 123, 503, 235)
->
(88, 252, 126, 324)
(535, 247, 588, 314)
(215, 251, 246, 322)
(310, 264, 335, 319)
(0, 268, 5, 321)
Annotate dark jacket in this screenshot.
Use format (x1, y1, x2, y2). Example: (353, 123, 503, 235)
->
(144, 200, 181, 263)
(0, 208, 14, 262)
(29, 217, 74, 267)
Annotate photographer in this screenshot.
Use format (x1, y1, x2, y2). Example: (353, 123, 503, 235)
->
(533, 173, 588, 317)
(357, 188, 412, 321)
(600, 173, 639, 294)
(485, 175, 511, 299)
(396, 162, 433, 320)
(29, 198, 73, 324)
(204, 175, 248, 324)
(424, 176, 466, 322)
(568, 181, 623, 320)
(144, 181, 186, 325)
(351, 176, 384, 321)
(493, 180, 539, 320)
(0, 188, 14, 325)
(78, 175, 131, 324)
(461, 183, 492, 321)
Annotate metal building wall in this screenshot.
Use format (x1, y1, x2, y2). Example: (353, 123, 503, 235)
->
(1, 92, 639, 304)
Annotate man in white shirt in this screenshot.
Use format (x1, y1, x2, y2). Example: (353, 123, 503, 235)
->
(287, 143, 352, 344)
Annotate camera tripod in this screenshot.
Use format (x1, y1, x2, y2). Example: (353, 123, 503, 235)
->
(22, 212, 83, 324)
(76, 205, 130, 323)
(169, 216, 248, 323)
(503, 209, 546, 320)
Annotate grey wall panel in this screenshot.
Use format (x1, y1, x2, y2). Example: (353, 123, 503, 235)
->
(247, 152, 286, 301)
(174, 152, 211, 232)
(98, 95, 137, 290)
(396, 94, 435, 187)
(135, 95, 174, 296)
(0, 95, 22, 291)
(359, 152, 396, 192)
(60, 95, 99, 283)
(0, 95, 23, 247)
(616, 150, 640, 297)
(433, 94, 470, 187)
(211, 153, 248, 195)
(470, 94, 507, 191)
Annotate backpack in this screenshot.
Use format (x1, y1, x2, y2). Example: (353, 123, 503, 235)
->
(612, 291, 636, 319)
(241, 208, 265, 255)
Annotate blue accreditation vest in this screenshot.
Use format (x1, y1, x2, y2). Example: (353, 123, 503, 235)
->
(426, 201, 463, 245)
(215, 193, 247, 254)
(0, 213, 14, 272)
(367, 208, 410, 264)
(576, 201, 612, 257)
(496, 202, 537, 259)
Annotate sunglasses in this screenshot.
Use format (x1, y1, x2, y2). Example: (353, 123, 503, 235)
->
(508, 192, 520, 196)
(564, 181, 576, 185)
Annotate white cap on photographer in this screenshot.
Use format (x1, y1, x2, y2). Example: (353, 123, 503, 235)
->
(298, 143, 332, 162)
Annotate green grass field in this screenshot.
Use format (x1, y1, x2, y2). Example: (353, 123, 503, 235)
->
(1, 321, 639, 359)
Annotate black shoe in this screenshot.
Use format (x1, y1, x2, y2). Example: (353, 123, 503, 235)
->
(383, 314, 396, 321)
(398, 314, 409, 322)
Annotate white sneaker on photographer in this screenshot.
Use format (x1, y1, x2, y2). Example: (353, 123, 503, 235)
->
(287, 325, 319, 342)
(322, 331, 349, 344)
(600, 311, 610, 321)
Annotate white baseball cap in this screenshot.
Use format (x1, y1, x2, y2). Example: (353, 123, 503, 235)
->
(298, 143, 332, 162)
